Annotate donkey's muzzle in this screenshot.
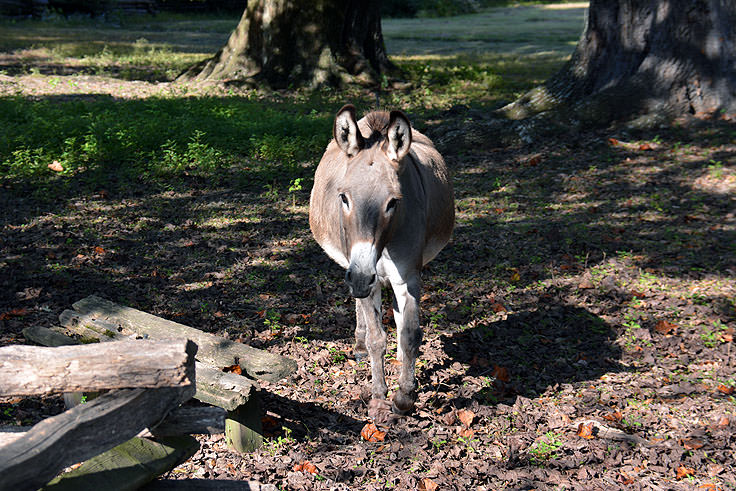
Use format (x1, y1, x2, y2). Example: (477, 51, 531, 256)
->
(345, 268, 376, 298)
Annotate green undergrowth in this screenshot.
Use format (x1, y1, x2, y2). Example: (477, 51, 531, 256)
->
(0, 95, 332, 196)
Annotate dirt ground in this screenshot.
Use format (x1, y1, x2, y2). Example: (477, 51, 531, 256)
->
(1, 74, 735, 490)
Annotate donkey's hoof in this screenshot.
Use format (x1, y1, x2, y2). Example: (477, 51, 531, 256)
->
(391, 391, 416, 415)
(368, 398, 393, 424)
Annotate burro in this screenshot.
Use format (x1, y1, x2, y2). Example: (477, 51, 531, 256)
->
(309, 104, 455, 420)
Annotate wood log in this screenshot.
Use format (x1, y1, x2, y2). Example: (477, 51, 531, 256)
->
(67, 295, 297, 382)
(148, 406, 226, 437)
(0, 426, 29, 446)
(2, 405, 226, 447)
(41, 436, 199, 491)
(0, 339, 197, 397)
(27, 324, 263, 452)
(0, 386, 193, 491)
(27, 326, 258, 411)
(22, 326, 78, 347)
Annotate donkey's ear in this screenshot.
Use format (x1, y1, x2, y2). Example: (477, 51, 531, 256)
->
(385, 110, 412, 162)
(333, 104, 364, 157)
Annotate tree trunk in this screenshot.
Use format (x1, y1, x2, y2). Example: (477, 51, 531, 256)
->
(501, 0, 736, 126)
(179, 0, 397, 88)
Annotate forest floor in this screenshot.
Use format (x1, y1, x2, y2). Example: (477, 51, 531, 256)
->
(1, 4, 736, 490)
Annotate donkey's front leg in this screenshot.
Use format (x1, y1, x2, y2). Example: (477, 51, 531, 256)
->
(392, 276, 422, 414)
(357, 286, 388, 407)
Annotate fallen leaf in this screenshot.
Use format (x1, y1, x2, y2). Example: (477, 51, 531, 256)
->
(222, 364, 242, 375)
(293, 461, 317, 474)
(441, 411, 457, 426)
(457, 408, 475, 428)
(510, 271, 521, 283)
(458, 427, 475, 438)
(716, 384, 734, 395)
(639, 143, 653, 151)
(676, 466, 696, 479)
(698, 484, 718, 491)
(491, 302, 507, 313)
(578, 278, 595, 289)
(48, 160, 64, 172)
(654, 320, 678, 334)
(213, 311, 225, 318)
(526, 154, 543, 166)
(418, 478, 438, 491)
(361, 422, 386, 442)
(0, 307, 29, 320)
(608, 137, 620, 146)
(602, 411, 623, 422)
(94, 246, 105, 254)
(682, 438, 704, 450)
(491, 365, 510, 383)
(630, 290, 646, 299)
(576, 422, 596, 439)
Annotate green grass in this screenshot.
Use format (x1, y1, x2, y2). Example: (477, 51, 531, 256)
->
(0, 95, 332, 194)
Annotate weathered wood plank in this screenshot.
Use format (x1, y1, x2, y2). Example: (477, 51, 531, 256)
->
(41, 436, 199, 491)
(0, 426, 29, 446)
(0, 386, 194, 491)
(68, 295, 297, 382)
(148, 406, 226, 436)
(31, 324, 258, 412)
(0, 339, 197, 397)
(22, 326, 79, 347)
(224, 396, 263, 453)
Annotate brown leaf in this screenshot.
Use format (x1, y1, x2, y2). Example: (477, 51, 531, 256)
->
(578, 278, 595, 289)
(458, 427, 475, 438)
(716, 416, 730, 427)
(48, 160, 64, 172)
(576, 422, 596, 439)
(608, 138, 620, 146)
(94, 246, 106, 254)
(441, 411, 457, 426)
(682, 438, 704, 450)
(222, 364, 242, 375)
(293, 461, 317, 474)
(654, 320, 677, 334)
(457, 408, 475, 428)
(639, 143, 653, 151)
(630, 290, 646, 299)
(676, 466, 696, 479)
(361, 422, 386, 442)
(0, 307, 29, 320)
(491, 364, 510, 383)
(418, 478, 439, 491)
(716, 384, 734, 395)
(491, 302, 507, 313)
(602, 411, 623, 422)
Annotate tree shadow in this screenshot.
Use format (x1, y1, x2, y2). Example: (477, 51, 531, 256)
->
(436, 302, 624, 406)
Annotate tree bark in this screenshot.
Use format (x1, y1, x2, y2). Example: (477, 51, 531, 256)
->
(501, 0, 736, 126)
(179, 0, 397, 88)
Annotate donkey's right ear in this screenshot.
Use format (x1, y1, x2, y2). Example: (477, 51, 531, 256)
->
(333, 104, 365, 157)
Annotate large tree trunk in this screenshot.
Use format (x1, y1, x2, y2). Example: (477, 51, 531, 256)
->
(501, 0, 736, 126)
(179, 0, 396, 88)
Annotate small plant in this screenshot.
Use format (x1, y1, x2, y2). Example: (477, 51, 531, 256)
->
(528, 432, 564, 466)
(262, 310, 283, 333)
(328, 346, 347, 364)
(288, 177, 303, 207)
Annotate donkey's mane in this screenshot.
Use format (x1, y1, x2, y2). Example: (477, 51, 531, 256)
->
(363, 111, 391, 142)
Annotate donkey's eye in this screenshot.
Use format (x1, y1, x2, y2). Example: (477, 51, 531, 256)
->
(386, 198, 398, 213)
(339, 193, 349, 208)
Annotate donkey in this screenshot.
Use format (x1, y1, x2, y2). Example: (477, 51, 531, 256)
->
(309, 104, 454, 419)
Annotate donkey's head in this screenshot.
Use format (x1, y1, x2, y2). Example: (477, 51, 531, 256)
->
(332, 104, 413, 298)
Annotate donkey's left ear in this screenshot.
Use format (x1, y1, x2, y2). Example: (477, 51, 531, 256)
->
(385, 110, 412, 162)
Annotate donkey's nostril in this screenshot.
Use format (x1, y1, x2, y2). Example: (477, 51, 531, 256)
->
(346, 270, 353, 282)
(370, 274, 376, 284)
